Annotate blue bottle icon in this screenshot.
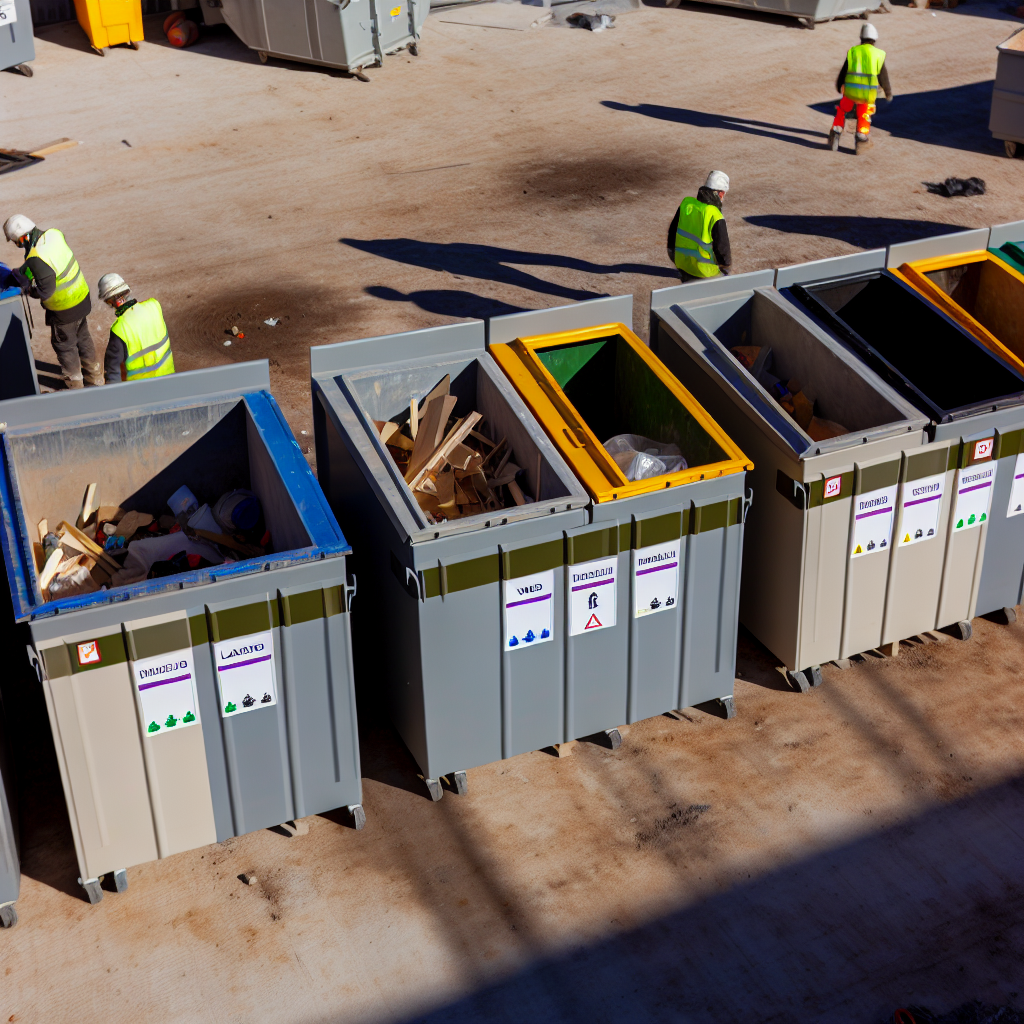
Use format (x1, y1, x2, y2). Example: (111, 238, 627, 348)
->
(524, 630, 536, 642)
(508, 635, 519, 647)
(540, 628, 550, 639)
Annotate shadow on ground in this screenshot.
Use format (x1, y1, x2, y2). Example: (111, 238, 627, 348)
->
(341, 238, 673, 304)
(400, 777, 1024, 1023)
(743, 214, 967, 249)
(365, 285, 529, 320)
(810, 81, 1002, 156)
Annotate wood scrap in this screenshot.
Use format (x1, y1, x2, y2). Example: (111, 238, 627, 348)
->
(114, 510, 154, 539)
(469, 428, 496, 448)
(406, 394, 457, 482)
(409, 412, 481, 492)
(508, 480, 527, 506)
(28, 138, 79, 158)
(77, 483, 98, 529)
(57, 521, 120, 572)
(419, 373, 451, 412)
(38, 548, 66, 596)
(96, 505, 125, 525)
(436, 469, 456, 511)
(37, 519, 47, 544)
(409, 398, 419, 440)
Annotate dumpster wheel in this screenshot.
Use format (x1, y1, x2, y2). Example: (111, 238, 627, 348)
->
(716, 696, 736, 720)
(14, 63, 33, 77)
(79, 877, 104, 905)
(1005, 141, 1018, 159)
(0, 904, 16, 928)
(423, 776, 443, 802)
(347, 804, 366, 830)
(787, 666, 822, 693)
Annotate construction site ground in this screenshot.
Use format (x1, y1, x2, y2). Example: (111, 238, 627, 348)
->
(1, 2, 1023, 1020)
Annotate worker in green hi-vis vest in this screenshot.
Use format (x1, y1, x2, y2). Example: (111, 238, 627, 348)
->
(97, 273, 176, 383)
(667, 171, 732, 283)
(829, 22, 893, 155)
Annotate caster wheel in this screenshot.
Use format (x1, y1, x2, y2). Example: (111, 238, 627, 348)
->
(408, 42, 419, 55)
(352, 68, 371, 82)
(0, 904, 16, 928)
(347, 803, 366, 830)
(79, 877, 104, 905)
(129, 40, 139, 50)
(984, 606, 1017, 625)
(16, 63, 33, 77)
(943, 619, 973, 641)
(1005, 141, 1018, 158)
(452, 770, 468, 796)
(787, 668, 811, 693)
(807, 665, 823, 688)
(113, 868, 128, 894)
(716, 696, 736, 719)
(800, 16, 815, 28)
(93, 46, 106, 56)
(605, 727, 622, 750)
(423, 777, 442, 802)
(258, 50, 268, 63)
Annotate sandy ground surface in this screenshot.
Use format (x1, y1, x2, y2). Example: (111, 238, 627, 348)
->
(1, 2, 1023, 1021)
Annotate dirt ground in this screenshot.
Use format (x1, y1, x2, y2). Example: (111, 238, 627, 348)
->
(1, 2, 1023, 1021)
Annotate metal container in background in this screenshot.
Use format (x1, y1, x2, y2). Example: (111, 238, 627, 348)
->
(990, 27, 1024, 158)
(779, 255, 1024, 637)
(650, 272, 930, 689)
(1, 0, 34, 76)
(0, 284, 40, 400)
(671, 0, 875, 31)
(489, 297, 752, 723)
(0, 363, 363, 905)
(214, 0, 426, 76)
(312, 321, 590, 800)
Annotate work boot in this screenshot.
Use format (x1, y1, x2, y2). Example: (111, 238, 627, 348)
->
(83, 361, 104, 386)
(828, 127, 842, 151)
(64, 376, 84, 389)
(855, 133, 873, 154)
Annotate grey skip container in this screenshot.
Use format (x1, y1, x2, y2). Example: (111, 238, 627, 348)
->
(990, 27, 1024, 159)
(887, 227, 1024, 622)
(675, 0, 874, 31)
(650, 272, 930, 688)
(207, 0, 426, 76)
(0, 286, 40, 401)
(488, 296, 750, 725)
(312, 320, 592, 798)
(1, 0, 34, 76)
(778, 250, 1024, 636)
(0, 362, 363, 905)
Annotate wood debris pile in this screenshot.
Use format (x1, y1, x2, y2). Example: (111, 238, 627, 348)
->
(375, 374, 536, 525)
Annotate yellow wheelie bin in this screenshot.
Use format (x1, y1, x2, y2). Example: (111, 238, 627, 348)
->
(74, 0, 143, 54)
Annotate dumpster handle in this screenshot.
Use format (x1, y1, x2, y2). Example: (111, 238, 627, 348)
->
(346, 573, 359, 611)
(25, 645, 41, 683)
(562, 427, 583, 449)
(742, 487, 753, 523)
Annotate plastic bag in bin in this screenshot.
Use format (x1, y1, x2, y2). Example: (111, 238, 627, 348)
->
(603, 434, 687, 482)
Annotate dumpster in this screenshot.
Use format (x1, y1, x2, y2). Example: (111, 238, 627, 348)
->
(650, 274, 930, 688)
(990, 26, 1024, 158)
(675, 0, 873, 30)
(780, 256, 1024, 636)
(73, 0, 143, 53)
(0, 687, 17, 928)
(989, 219, 1024, 251)
(993, 242, 1024, 276)
(1, 0, 34, 76)
(216, 0, 426, 77)
(488, 296, 752, 722)
(0, 279, 40, 400)
(312, 320, 590, 798)
(0, 362, 363, 904)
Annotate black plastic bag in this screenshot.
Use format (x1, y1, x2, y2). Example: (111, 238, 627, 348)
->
(923, 177, 986, 197)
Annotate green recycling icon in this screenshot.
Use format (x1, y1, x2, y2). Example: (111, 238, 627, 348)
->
(183, 710, 196, 723)
(956, 519, 964, 529)
(968, 513, 976, 526)
(165, 714, 178, 728)
(224, 701, 237, 714)
(148, 721, 160, 733)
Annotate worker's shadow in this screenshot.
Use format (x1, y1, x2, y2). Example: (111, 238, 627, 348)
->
(341, 238, 676, 306)
(743, 214, 963, 250)
(366, 286, 530, 320)
(601, 102, 829, 149)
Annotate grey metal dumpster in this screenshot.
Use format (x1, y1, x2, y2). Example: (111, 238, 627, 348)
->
(779, 255, 1024, 637)
(312, 321, 591, 798)
(650, 273, 930, 689)
(214, 0, 426, 76)
(0, 284, 39, 401)
(990, 27, 1024, 158)
(675, 0, 874, 30)
(0, 687, 17, 928)
(0, 362, 363, 904)
(489, 296, 752, 724)
(1, 0, 34, 76)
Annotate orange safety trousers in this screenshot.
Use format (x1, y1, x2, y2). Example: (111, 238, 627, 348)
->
(832, 92, 875, 136)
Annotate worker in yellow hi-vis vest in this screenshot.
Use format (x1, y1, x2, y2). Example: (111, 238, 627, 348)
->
(3, 214, 103, 388)
(829, 22, 893, 155)
(97, 273, 176, 383)
(667, 171, 732, 283)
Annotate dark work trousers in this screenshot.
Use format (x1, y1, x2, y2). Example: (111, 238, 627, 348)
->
(50, 316, 103, 388)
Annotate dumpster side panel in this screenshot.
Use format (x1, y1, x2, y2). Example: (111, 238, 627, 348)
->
(38, 637, 158, 879)
(0, 690, 18, 909)
(975, 438, 1024, 614)
(936, 523, 988, 627)
(0, 294, 39, 400)
(974, 260, 1024, 359)
(190, 631, 235, 843)
(806, 494, 852, 665)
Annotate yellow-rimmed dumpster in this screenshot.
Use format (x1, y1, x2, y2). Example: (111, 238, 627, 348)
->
(73, 0, 143, 54)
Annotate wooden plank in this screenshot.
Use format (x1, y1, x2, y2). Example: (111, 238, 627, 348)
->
(508, 480, 527, 506)
(37, 518, 48, 545)
(409, 412, 482, 492)
(409, 398, 419, 440)
(469, 428, 496, 448)
(419, 373, 451, 411)
(77, 482, 98, 529)
(58, 521, 120, 572)
(436, 468, 456, 511)
(406, 394, 457, 482)
(27, 138, 78, 158)
(38, 548, 66, 596)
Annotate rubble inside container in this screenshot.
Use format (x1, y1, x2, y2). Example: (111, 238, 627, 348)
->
(730, 344, 849, 441)
(375, 373, 534, 524)
(33, 481, 270, 603)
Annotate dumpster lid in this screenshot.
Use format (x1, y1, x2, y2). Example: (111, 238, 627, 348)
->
(491, 322, 752, 503)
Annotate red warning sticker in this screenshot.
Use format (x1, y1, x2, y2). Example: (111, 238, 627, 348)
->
(584, 613, 603, 630)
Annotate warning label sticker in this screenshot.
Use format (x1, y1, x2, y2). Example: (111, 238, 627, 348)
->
(504, 569, 554, 650)
(1007, 453, 1024, 519)
(898, 472, 944, 546)
(568, 556, 617, 636)
(215, 630, 277, 717)
(634, 540, 679, 618)
(953, 464, 995, 532)
(850, 484, 897, 558)
(131, 648, 200, 736)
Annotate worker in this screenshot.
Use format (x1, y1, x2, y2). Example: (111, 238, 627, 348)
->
(668, 171, 732, 281)
(3, 215, 103, 389)
(97, 273, 176, 382)
(829, 22, 892, 154)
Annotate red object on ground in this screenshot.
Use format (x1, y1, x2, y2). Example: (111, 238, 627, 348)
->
(163, 11, 185, 32)
(237, 332, 245, 339)
(165, 13, 199, 47)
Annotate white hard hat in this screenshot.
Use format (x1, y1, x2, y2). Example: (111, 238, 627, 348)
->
(3, 214, 35, 244)
(97, 272, 130, 302)
(705, 170, 730, 193)
(860, 22, 878, 41)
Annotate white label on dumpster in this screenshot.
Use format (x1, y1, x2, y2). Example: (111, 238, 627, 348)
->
(898, 472, 945, 546)
(850, 484, 897, 558)
(568, 557, 617, 636)
(1007, 453, 1024, 518)
(634, 540, 679, 617)
(0, 1, 18, 25)
(131, 648, 200, 737)
(215, 630, 278, 717)
(503, 569, 554, 650)
(953, 464, 995, 532)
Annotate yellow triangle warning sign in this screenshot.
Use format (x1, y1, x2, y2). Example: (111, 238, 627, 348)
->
(854, 544, 863, 554)
(904, 534, 911, 543)
(584, 613, 603, 630)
